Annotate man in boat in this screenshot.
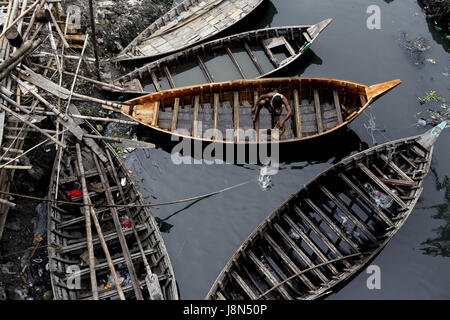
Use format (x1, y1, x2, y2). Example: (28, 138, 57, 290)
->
(251, 92, 293, 131)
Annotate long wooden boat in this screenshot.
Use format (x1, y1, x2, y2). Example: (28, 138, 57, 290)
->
(116, 77, 401, 144)
(206, 121, 447, 300)
(47, 121, 178, 300)
(113, 0, 264, 62)
(111, 20, 333, 94)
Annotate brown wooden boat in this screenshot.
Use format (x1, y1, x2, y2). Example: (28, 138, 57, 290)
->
(116, 77, 401, 144)
(113, 0, 264, 62)
(47, 120, 179, 300)
(111, 20, 333, 94)
(206, 121, 447, 300)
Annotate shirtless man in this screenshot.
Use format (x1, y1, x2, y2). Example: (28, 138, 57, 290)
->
(251, 92, 293, 129)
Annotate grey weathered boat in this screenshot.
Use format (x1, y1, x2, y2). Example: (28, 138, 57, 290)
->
(116, 77, 401, 144)
(110, 20, 333, 94)
(47, 121, 178, 300)
(206, 121, 447, 300)
(113, 0, 264, 62)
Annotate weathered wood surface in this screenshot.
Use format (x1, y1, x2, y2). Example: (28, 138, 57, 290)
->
(46, 122, 179, 300)
(114, 0, 265, 62)
(113, 21, 333, 94)
(206, 122, 446, 300)
(121, 77, 401, 144)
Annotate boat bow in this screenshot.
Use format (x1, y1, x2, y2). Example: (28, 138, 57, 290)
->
(365, 79, 402, 102)
(417, 121, 447, 150)
(307, 18, 333, 39)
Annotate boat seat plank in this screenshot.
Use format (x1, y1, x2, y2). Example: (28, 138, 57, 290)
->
(150, 70, 162, 92)
(313, 89, 324, 133)
(231, 270, 258, 299)
(225, 46, 246, 79)
(243, 42, 264, 75)
(171, 98, 180, 132)
(380, 154, 414, 183)
(233, 91, 239, 141)
(293, 88, 302, 138)
(261, 40, 280, 68)
(213, 93, 219, 134)
(332, 91, 343, 125)
(193, 95, 200, 137)
(197, 55, 213, 82)
(163, 66, 176, 88)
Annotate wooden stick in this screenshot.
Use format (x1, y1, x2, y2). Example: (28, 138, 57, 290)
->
(70, 114, 137, 125)
(22, 0, 47, 40)
(88, 0, 101, 81)
(75, 143, 98, 300)
(0, 103, 65, 147)
(0, 0, 43, 40)
(0, 198, 16, 208)
(45, 3, 69, 48)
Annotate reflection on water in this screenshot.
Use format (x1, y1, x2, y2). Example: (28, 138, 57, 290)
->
(420, 168, 450, 257)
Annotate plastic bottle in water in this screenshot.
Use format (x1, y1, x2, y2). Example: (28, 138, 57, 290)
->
(363, 183, 396, 209)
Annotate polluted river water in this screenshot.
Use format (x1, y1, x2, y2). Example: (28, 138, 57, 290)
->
(122, 0, 450, 299)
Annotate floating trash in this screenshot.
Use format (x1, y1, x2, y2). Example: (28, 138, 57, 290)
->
(364, 183, 395, 209)
(288, 229, 300, 240)
(397, 32, 430, 66)
(426, 58, 436, 64)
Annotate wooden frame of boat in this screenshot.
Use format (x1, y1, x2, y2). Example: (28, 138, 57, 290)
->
(206, 121, 447, 300)
(47, 122, 179, 300)
(111, 20, 333, 94)
(115, 77, 401, 144)
(113, 0, 264, 62)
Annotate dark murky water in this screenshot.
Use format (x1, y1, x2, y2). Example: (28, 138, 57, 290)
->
(123, 0, 450, 299)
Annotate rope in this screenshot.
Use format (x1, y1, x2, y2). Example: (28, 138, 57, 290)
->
(0, 180, 251, 208)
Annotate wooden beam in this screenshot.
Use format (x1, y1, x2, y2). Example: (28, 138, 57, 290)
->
(357, 163, 408, 210)
(261, 41, 279, 68)
(152, 101, 160, 126)
(304, 198, 359, 251)
(192, 95, 200, 137)
(163, 65, 175, 88)
(380, 154, 414, 183)
(171, 97, 180, 132)
(264, 234, 315, 290)
(231, 271, 257, 299)
(233, 91, 239, 142)
(338, 172, 394, 227)
(150, 70, 161, 92)
(254, 91, 260, 142)
(313, 89, 323, 133)
(333, 90, 343, 124)
(213, 93, 219, 134)
(244, 42, 264, 75)
(197, 55, 213, 83)
(225, 46, 246, 79)
(293, 88, 302, 138)
(320, 185, 378, 244)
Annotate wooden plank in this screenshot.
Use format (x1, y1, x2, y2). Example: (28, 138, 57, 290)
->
(303, 32, 312, 42)
(319, 185, 379, 244)
(273, 223, 329, 283)
(247, 250, 292, 300)
(233, 91, 239, 142)
(150, 70, 161, 92)
(261, 41, 279, 68)
(293, 88, 302, 137)
(357, 163, 408, 210)
(264, 234, 316, 290)
(171, 98, 180, 132)
(225, 46, 246, 79)
(152, 101, 160, 126)
(244, 41, 264, 75)
(213, 93, 219, 134)
(338, 172, 394, 227)
(380, 177, 415, 187)
(293, 206, 351, 268)
(163, 65, 176, 88)
(197, 55, 213, 83)
(380, 154, 414, 183)
(399, 153, 417, 169)
(333, 90, 343, 124)
(313, 89, 323, 133)
(254, 91, 260, 141)
(231, 270, 257, 299)
(283, 215, 339, 274)
(304, 198, 359, 251)
(192, 95, 200, 137)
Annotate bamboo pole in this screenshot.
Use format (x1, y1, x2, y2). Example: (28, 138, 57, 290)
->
(75, 143, 99, 300)
(0, 0, 43, 40)
(0, 103, 65, 147)
(88, 0, 101, 81)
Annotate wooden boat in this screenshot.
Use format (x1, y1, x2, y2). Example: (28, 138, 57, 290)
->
(111, 20, 333, 94)
(47, 121, 179, 300)
(116, 77, 401, 144)
(113, 0, 264, 62)
(206, 121, 447, 300)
